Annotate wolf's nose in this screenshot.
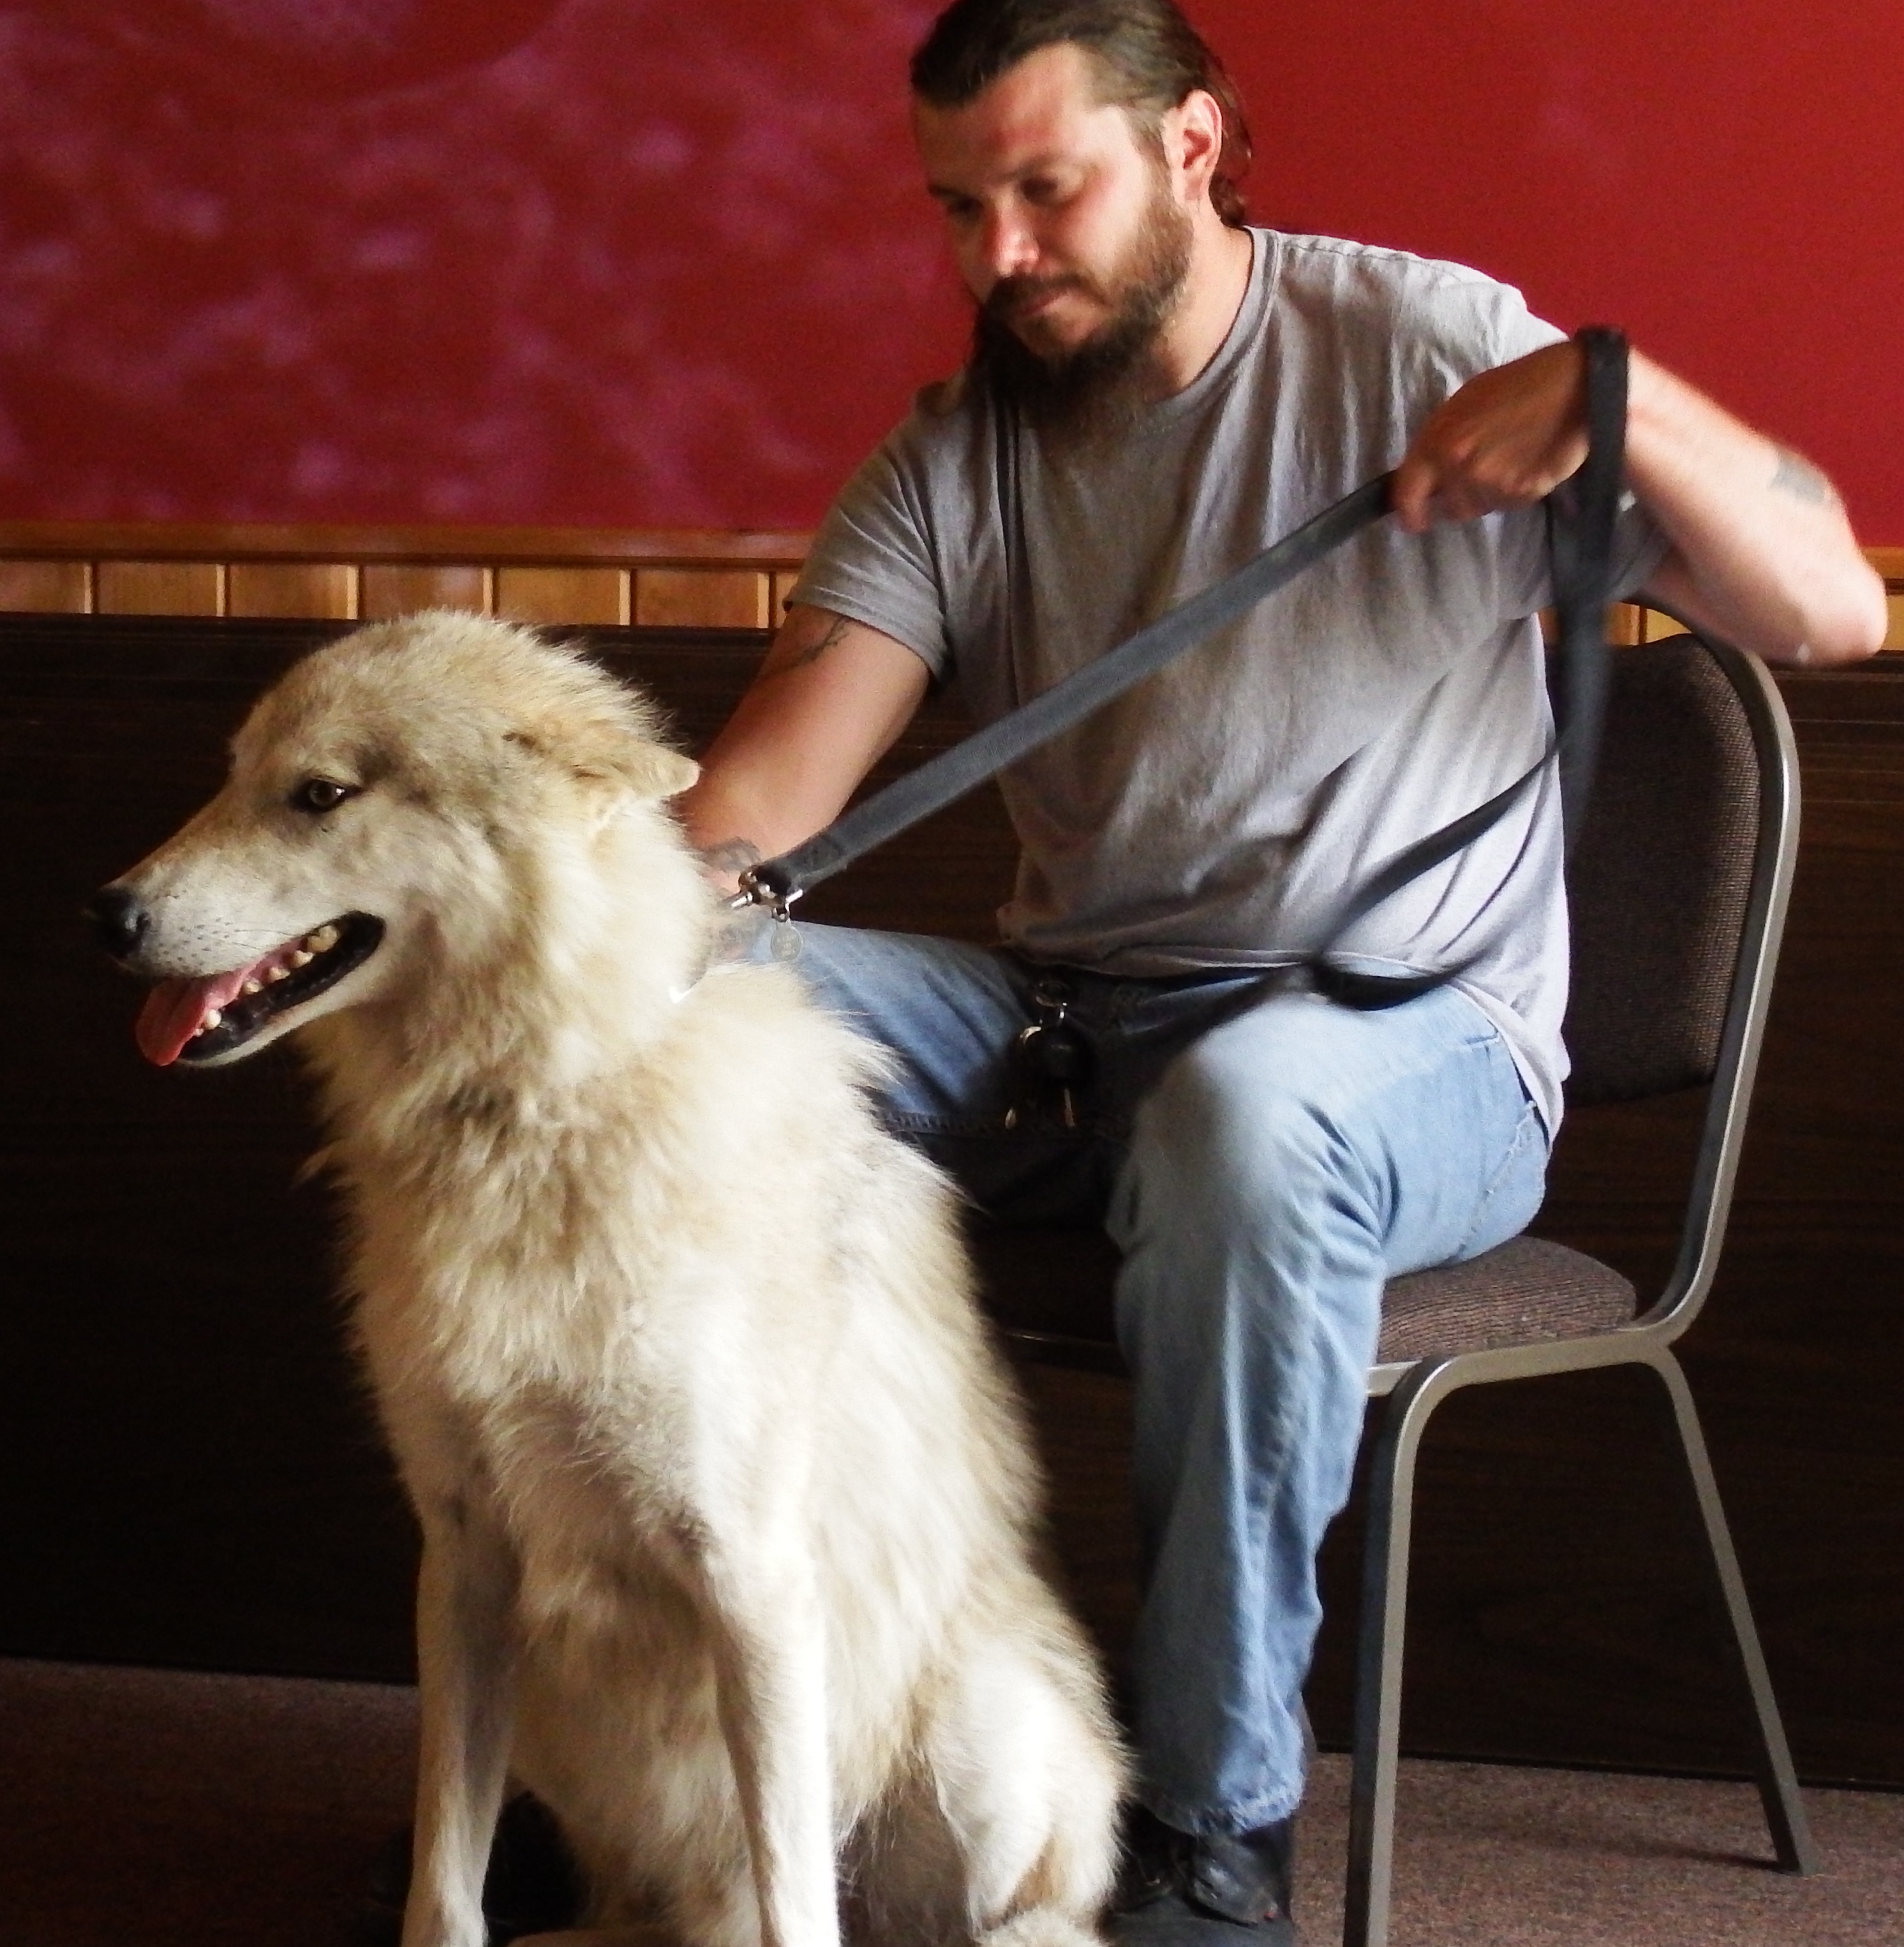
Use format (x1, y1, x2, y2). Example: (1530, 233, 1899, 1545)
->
(85, 884, 151, 960)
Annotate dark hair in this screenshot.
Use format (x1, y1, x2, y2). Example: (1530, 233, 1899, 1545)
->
(911, 0, 1253, 227)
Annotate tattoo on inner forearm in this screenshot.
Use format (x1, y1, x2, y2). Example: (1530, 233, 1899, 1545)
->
(1771, 447, 1841, 510)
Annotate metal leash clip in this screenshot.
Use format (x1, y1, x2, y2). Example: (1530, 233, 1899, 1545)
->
(726, 862, 805, 961)
(727, 862, 805, 926)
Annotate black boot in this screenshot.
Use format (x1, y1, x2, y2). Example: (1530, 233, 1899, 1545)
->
(1112, 1805, 1297, 1947)
(360, 1792, 584, 1945)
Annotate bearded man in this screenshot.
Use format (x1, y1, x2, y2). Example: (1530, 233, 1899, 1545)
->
(681, 3, 1884, 1942)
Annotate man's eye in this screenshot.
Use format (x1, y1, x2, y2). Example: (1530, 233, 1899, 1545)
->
(291, 778, 357, 814)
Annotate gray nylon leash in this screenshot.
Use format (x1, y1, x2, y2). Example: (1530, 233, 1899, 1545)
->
(733, 327, 1628, 1013)
(736, 471, 1392, 911)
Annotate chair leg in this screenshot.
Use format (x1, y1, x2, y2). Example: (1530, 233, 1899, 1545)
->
(1643, 1349, 1818, 1874)
(1344, 1360, 1458, 1947)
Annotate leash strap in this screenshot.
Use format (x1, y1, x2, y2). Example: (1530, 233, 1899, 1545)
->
(1288, 325, 1628, 1006)
(734, 473, 1392, 915)
(735, 329, 1629, 1012)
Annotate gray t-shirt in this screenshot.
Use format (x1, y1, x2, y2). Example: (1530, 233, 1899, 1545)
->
(791, 231, 1667, 1130)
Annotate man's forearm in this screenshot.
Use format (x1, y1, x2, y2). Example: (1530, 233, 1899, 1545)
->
(1392, 339, 1887, 669)
(674, 606, 933, 891)
(1621, 351, 1885, 667)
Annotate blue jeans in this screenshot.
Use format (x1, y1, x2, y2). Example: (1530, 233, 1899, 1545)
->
(766, 922, 1550, 1834)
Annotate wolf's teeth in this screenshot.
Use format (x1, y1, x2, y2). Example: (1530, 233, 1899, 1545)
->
(202, 1008, 223, 1030)
(307, 924, 339, 952)
(241, 979, 262, 996)
(267, 965, 290, 983)
(289, 949, 314, 968)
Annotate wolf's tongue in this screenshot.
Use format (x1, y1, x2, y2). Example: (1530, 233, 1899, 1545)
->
(135, 966, 256, 1067)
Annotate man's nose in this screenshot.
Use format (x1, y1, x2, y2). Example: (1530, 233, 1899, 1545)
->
(85, 884, 151, 961)
(976, 205, 1039, 285)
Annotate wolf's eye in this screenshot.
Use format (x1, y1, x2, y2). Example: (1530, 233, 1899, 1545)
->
(291, 777, 356, 815)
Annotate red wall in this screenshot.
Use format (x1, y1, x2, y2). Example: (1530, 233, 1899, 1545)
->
(0, 1, 1896, 536)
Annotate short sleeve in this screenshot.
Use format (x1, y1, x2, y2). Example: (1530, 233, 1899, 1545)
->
(788, 415, 956, 679)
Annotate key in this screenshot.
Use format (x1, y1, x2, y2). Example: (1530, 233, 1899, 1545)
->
(1006, 1007, 1097, 1129)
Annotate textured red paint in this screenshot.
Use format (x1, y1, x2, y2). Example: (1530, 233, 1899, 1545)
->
(0, 1, 1896, 535)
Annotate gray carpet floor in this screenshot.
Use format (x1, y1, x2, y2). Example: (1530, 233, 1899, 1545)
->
(2, 1657, 1898, 1946)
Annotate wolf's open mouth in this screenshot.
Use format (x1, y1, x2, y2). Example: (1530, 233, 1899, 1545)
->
(137, 913, 385, 1067)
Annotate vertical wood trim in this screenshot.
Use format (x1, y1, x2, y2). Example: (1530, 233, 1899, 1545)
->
(1607, 602, 1644, 647)
(0, 561, 93, 613)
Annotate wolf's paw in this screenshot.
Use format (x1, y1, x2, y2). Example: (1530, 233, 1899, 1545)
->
(979, 1911, 1106, 1947)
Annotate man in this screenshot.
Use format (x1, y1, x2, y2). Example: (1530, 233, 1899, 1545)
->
(680, 3, 1884, 1942)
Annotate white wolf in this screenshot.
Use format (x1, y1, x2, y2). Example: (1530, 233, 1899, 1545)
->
(94, 614, 1126, 1947)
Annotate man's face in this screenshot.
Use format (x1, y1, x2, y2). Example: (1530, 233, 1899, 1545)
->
(913, 41, 1192, 371)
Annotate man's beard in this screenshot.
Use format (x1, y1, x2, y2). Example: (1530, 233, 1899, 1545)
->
(970, 183, 1194, 438)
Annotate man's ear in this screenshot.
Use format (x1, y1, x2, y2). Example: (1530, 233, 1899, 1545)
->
(1167, 86, 1225, 195)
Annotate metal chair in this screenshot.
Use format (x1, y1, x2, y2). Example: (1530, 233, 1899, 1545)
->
(979, 630, 1814, 1944)
(1339, 630, 1815, 1942)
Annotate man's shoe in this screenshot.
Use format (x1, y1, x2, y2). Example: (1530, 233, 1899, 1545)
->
(1110, 1807, 1296, 1947)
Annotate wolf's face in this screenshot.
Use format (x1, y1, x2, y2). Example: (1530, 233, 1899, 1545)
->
(89, 615, 697, 1069)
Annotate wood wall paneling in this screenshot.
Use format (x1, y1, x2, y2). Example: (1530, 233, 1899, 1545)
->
(225, 563, 357, 621)
(359, 565, 492, 619)
(1867, 547, 1903, 650)
(633, 567, 770, 630)
(95, 561, 223, 617)
(493, 566, 630, 627)
(1, 531, 1894, 653)
(0, 560, 91, 614)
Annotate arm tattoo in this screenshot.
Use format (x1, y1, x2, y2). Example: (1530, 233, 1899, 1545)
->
(761, 614, 850, 681)
(1771, 447, 1841, 510)
(697, 837, 762, 878)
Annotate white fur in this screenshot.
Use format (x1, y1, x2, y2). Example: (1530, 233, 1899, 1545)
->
(110, 614, 1126, 1947)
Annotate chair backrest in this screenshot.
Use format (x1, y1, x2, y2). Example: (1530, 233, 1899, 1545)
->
(1562, 635, 1796, 1106)
(1559, 632, 1800, 1335)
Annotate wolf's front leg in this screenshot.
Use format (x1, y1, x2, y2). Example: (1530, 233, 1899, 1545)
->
(695, 1548, 840, 1947)
(403, 1497, 522, 1947)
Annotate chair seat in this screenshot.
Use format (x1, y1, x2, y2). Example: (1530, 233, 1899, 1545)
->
(1377, 1236, 1637, 1365)
(971, 1224, 1637, 1372)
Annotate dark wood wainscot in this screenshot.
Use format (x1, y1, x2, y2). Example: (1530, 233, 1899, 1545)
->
(3, 616, 1900, 1787)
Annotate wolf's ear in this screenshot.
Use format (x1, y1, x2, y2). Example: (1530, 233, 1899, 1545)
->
(509, 722, 698, 802)
(620, 743, 700, 802)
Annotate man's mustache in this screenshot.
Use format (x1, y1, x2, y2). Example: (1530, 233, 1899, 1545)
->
(982, 272, 1094, 323)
